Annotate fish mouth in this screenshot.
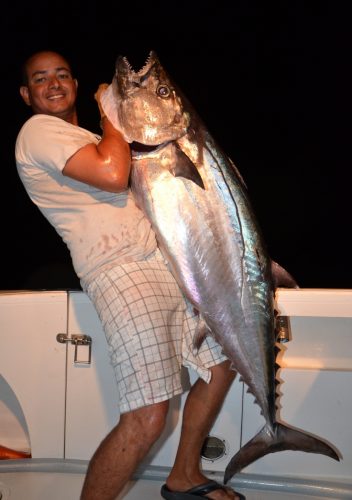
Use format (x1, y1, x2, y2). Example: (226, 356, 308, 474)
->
(118, 51, 156, 77)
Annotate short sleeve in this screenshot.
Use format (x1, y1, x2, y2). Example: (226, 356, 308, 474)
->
(15, 114, 100, 173)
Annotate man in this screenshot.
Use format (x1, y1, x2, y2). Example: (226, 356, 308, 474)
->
(16, 50, 244, 500)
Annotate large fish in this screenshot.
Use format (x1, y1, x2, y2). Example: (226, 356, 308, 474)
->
(102, 51, 340, 482)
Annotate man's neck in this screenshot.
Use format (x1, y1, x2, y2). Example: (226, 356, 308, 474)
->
(34, 109, 78, 125)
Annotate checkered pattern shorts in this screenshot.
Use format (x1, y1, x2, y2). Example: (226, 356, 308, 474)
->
(84, 250, 227, 414)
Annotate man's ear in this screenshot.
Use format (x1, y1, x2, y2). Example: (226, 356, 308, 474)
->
(74, 78, 78, 89)
(20, 86, 31, 106)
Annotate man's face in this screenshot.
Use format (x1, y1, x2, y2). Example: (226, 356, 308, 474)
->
(20, 52, 78, 121)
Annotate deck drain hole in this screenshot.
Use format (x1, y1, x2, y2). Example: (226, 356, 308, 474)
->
(201, 435, 227, 461)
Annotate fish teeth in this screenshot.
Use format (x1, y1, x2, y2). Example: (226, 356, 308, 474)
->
(122, 52, 154, 76)
(138, 51, 155, 75)
(122, 57, 134, 73)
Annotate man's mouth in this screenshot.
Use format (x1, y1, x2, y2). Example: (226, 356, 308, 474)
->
(47, 94, 65, 100)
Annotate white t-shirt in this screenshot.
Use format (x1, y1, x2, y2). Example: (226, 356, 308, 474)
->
(15, 114, 157, 285)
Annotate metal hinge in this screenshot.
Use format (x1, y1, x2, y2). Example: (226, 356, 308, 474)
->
(56, 333, 92, 364)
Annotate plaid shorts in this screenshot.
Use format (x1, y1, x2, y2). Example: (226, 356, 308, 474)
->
(84, 250, 227, 413)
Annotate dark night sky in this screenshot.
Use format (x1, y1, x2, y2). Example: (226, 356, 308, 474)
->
(2, 2, 351, 291)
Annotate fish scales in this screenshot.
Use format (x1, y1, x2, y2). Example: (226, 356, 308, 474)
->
(105, 50, 340, 483)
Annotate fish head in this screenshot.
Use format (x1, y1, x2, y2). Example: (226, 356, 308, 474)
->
(113, 51, 190, 145)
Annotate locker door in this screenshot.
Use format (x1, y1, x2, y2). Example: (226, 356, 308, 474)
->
(240, 314, 352, 481)
(64, 291, 119, 460)
(0, 291, 67, 458)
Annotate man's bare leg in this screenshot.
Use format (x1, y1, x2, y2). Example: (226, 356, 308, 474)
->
(80, 400, 169, 500)
(165, 360, 241, 500)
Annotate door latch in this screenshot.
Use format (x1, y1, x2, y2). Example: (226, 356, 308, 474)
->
(276, 316, 292, 343)
(56, 333, 92, 364)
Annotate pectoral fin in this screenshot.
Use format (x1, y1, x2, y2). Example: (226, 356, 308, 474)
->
(171, 144, 205, 189)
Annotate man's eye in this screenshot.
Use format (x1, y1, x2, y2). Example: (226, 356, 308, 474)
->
(156, 84, 171, 98)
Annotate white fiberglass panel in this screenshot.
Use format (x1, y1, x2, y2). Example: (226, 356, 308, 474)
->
(0, 291, 67, 458)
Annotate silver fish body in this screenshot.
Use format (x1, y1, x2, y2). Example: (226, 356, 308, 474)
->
(112, 51, 340, 481)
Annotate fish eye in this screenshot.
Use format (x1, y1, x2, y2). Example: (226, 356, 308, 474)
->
(156, 84, 171, 98)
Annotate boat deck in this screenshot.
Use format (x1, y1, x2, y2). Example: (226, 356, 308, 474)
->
(1, 460, 351, 500)
(0, 472, 348, 500)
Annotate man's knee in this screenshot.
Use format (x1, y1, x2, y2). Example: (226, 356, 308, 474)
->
(210, 360, 237, 385)
(120, 400, 169, 445)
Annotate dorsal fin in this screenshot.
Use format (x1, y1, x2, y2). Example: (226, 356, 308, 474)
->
(271, 260, 299, 288)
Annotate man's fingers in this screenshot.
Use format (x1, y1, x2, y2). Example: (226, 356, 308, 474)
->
(94, 83, 109, 102)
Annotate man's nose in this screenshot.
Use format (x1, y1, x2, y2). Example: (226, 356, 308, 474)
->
(48, 77, 60, 88)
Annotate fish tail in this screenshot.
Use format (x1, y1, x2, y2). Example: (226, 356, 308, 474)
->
(224, 422, 340, 484)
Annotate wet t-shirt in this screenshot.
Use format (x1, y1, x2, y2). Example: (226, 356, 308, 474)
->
(15, 114, 157, 285)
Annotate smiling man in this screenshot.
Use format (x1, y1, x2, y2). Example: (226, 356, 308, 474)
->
(20, 51, 78, 123)
(15, 50, 243, 500)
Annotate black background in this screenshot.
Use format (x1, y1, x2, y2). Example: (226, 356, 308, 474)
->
(2, 2, 351, 290)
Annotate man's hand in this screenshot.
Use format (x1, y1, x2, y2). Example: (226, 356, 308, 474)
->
(94, 83, 109, 119)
